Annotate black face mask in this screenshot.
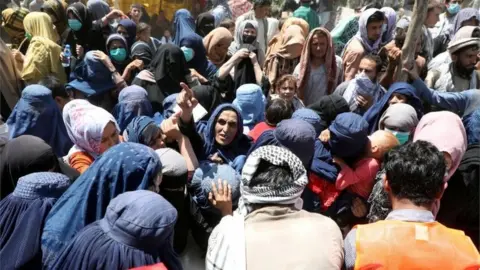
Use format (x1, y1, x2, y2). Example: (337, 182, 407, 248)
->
(242, 34, 256, 44)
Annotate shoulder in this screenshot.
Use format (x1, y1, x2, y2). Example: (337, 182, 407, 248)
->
(345, 39, 365, 55)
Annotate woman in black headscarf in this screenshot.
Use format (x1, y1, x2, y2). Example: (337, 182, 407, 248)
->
(0, 135, 79, 199)
(195, 12, 215, 37)
(132, 44, 189, 113)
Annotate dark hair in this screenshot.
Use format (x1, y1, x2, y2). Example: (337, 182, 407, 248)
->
(265, 98, 294, 126)
(454, 44, 480, 55)
(39, 76, 69, 99)
(472, 28, 480, 38)
(249, 160, 293, 189)
(137, 22, 151, 34)
(384, 141, 446, 207)
(254, 0, 272, 8)
(283, 0, 299, 12)
(219, 19, 235, 29)
(362, 54, 383, 74)
(366, 11, 385, 26)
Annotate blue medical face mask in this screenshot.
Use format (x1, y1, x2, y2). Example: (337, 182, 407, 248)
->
(385, 128, 410, 145)
(68, 19, 83, 31)
(109, 48, 127, 62)
(181, 46, 194, 62)
(447, 3, 460, 15)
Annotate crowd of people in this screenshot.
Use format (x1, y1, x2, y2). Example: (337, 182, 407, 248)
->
(0, 0, 479, 269)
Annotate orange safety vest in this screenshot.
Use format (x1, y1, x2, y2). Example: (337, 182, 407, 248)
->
(354, 220, 480, 270)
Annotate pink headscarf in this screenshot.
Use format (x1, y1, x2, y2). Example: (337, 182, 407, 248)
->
(413, 111, 467, 181)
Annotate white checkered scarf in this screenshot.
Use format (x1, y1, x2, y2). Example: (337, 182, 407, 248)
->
(236, 145, 308, 216)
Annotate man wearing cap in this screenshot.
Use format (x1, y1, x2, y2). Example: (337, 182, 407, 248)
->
(425, 28, 480, 92)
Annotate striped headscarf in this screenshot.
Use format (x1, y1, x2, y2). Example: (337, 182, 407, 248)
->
(237, 145, 308, 215)
(1, 8, 29, 47)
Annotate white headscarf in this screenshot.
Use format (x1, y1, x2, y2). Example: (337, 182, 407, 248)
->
(63, 100, 119, 158)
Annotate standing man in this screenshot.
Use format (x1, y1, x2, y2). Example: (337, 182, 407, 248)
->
(342, 8, 385, 81)
(235, 0, 270, 53)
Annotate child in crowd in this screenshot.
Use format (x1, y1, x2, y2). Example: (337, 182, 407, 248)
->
(270, 74, 304, 111)
(248, 98, 294, 141)
(160, 29, 174, 44)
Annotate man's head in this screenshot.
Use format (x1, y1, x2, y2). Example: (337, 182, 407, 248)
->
(366, 11, 385, 42)
(39, 76, 72, 112)
(366, 130, 400, 160)
(253, 0, 271, 19)
(358, 54, 382, 81)
(425, 0, 443, 28)
(310, 30, 329, 60)
(383, 141, 447, 210)
(452, 44, 479, 75)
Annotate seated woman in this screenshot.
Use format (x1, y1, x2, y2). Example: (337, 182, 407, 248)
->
(363, 82, 424, 134)
(264, 24, 306, 89)
(270, 74, 304, 110)
(6, 85, 72, 157)
(20, 12, 65, 85)
(0, 135, 79, 199)
(106, 34, 143, 84)
(41, 143, 164, 268)
(203, 27, 234, 69)
(0, 172, 70, 269)
(179, 33, 218, 80)
(49, 190, 182, 269)
(177, 85, 252, 170)
(112, 85, 155, 133)
(233, 84, 266, 134)
(248, 98, 294, 142)
(378, 103, 419, 145)
(62, 99, 121, 174)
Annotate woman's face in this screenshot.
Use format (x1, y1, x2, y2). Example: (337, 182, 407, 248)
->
(117, 25, 129, 39)
(215, 110, 238, 146)
(100, 122, 119, 154)
(278, 80, 296, 100)
(67, 11, 76, 20)
(388, 93, 408, 105)
(243, 28, 257, 38)
(214, 40, 231, 58)
(109, 40, 125, 50)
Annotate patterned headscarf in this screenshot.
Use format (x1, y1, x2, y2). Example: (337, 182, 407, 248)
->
(237, 145, 308, 215)
(1, 8, 29, 46)
(62, 99, 119, 158)
(297, 27, 337, 99)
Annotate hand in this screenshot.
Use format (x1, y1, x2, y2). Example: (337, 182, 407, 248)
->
(209, 179, 233, 216)
(402, 63, 420, 81)
(356, 94, 372, 109)
(209, 152, 224, 164)
(92, 51, 115, 71)
(128, 59, 144, 71)
(76, 44, 85, 59)
(232, 48, 249, 63)
(160, 111, 182, 141)
(319, 129, 330, 143)
(332, 156, 346, 166)
(190, 68, 208, 83)
(176, 82, 198, 123)
(11, 49, 25, 63)
(107, 9, 127, 20)
(249, 52, 258, 64)
(351, 197, 368, 218)
(388, 47, 402, 65)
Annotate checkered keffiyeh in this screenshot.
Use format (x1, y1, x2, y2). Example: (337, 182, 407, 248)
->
(237, 145, 308, 214)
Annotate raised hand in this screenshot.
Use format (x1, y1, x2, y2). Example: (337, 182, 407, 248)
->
(208, 179, 233, 216)
(176, 82, 198, 123)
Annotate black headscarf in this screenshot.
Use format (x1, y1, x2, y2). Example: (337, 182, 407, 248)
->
(149, 44, 189, 96)
(192, 85, 222, 121)
(195, 12, 215, 37)
(66, 2, 106, 53)
(307, 94, 350, 129)
(131, 41, 153, 67)
(0, 135, 78, 199)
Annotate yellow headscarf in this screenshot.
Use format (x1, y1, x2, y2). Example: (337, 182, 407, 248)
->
(0, 39, 23, 110)
(23, 12, 60, 43)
